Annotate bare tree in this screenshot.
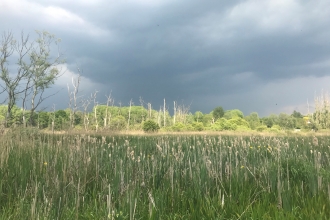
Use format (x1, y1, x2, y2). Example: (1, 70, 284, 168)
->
(139, 96, 145, 122)
(51, 104, 56, 133)
(147, 102, 152, 120)
(157, 107, 162, 126)
(104, 92, 113, 129)
(173, 101, 176, 125)
(82, 97, 91, 131)
(163, 99, 166, 127)
(127, 99, 133, 130)
(175, 102, 190, 124)
(67, 74, 81, 129)
(92, 90, 99, 132)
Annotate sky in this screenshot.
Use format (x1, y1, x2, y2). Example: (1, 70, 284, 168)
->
(1, 0, 330, 117)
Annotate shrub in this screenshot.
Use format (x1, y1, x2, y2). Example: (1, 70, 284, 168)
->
(142, 120, 160, 133)
(109, 115, 126, 130)
(270, 124, 281, 133)
(236, 125, 251, 131)
(256, 125, 268, 132)
(228, 118, 250, 129)
(269, 127, 280, 133)
(192, 122, 204, 131)
(211, 118, 237, 131)
(171, 122, 186, 132)
(271, 124, 281, 130)
(185, 124, 195, 131)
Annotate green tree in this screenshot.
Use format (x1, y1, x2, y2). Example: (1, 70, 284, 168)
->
(291, 110, 306, 129)
(212, 106, 225, 121)
(0, 31, 63, 127)
(256, 125, 268, 132)
(25, 31, 63, 126)
(291, 110, 303, 118)
(10, 105, 23, 126)
(127, 106, 149, 125)
(54, 110, 69, 130)
(223, 109, 244, 120)
(192, 122, 204, 131)
(171, 122, 186, 132)
(194, 111, 204, 123)
(262, 114, 279, 128)
(228, 118, 250, 130)
(142, 120, 160, 133)
(245, 112, 261, 130)
(202, 113, 213, 127)
(0, 105, 6, 122)
(211, 118, 237, 131)
(36, 111, 50, 129)
(270, 124, 282, 132)
(278, 113, 296, 129)
(109, 115, 126, 131)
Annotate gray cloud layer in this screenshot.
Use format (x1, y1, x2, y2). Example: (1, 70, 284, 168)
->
(1, 0, 330, 116)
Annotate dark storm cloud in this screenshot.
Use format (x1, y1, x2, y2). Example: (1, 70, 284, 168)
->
(1, 0, 330, 115)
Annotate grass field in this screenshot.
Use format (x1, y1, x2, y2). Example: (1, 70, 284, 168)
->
(0, 128, 330, 219)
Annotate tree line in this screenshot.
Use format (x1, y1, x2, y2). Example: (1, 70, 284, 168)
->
(0, 103, 315, 132)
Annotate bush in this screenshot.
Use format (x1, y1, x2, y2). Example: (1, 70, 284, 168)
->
(185, 124, 195, 131)
(236, 125, 251, 131)
(142, 120, 160, 133)
(256, 125, 268, 132)
(211, 118, 238, 131)
(271, 124, 281, 130)
(171, 122, 186, 132)
(109, 115, 126, 130)
(192, 122, 204, 131)
(228, 118, 250, 129)
(269, 127, 280, 133)
(269, 124, 281, 133)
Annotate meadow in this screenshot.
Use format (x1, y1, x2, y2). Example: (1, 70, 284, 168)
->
(0, 129, 330, 219)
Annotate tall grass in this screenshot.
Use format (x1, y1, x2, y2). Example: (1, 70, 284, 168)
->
(0, 129, 329, 219)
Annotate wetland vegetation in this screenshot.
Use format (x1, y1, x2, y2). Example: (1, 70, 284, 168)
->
(0, 129, 329, 219)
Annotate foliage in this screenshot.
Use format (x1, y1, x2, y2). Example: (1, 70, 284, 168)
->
(256, 125, 268, 132)
(228, 117, 250, 128)
(54, 110, 69, 130)
(212, 106, 224, 121)
(202, 113, 213, 127)
(269, 127, 280, 133)
(194, 111, 204, 123)
(271, 124, 282, 130)
(171, 122, 186, 132)
(291, 110, 303, 118)
(262, 114, 279, 128)
(223, 109, 244, 119)
(0, 103, 316, 133)
(313, 92, 330, 129)
(212, 118, 237, 131)
(0, 31, 63, 127)
(109, 115, 126, 130)
(36, 111, 49, 129)
(245, 112, 261, 130)
(191, 122, 204, 131)
(278, 113, 296, 129)
(142, 120, 160, 132)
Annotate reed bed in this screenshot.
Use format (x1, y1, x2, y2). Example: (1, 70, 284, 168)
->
(0, 129, 329, 219)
